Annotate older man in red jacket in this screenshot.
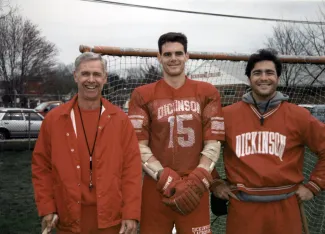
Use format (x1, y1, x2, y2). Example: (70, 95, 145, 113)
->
(32, 52, 142, 234)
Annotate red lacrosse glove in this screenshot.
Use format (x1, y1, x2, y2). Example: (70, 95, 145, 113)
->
(161, 167, 213, 215)
(156, 167, 180, 194)
(187, 167, 213, 197)
(162, 179, 201, 215)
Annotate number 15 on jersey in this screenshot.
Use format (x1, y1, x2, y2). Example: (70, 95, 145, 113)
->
(168, 114, 195, 148)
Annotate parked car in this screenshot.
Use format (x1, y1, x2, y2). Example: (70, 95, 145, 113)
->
(299, 104, 325, 123)
(0, 108, 44, 139)
(35, 101, 63, 116)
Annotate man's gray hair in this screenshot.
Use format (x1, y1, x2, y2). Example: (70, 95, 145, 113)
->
(75, 52, 107, 73)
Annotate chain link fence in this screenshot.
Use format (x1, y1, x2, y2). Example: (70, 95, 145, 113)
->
(0, 93, 72, 108)
(0, 92, 70, 151)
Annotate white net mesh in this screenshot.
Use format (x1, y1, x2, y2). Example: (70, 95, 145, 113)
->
(94, 47, 325, 234)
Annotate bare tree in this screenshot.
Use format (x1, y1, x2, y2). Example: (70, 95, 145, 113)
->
(266, 24, 310, 86)
(265, 11, 325, 87)
(126, 65, 162, 85)
(104, 65, 162, 108)
(0, 10, 57, 96)
(298, 6, 325, 86)
(42, 63, 76, 98)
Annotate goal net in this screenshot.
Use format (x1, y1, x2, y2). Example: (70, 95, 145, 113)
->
(80, 45, 325, 234)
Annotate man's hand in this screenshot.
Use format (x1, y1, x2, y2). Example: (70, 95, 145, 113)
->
(41, 213, 58, 234)
(210, 179, 238, 201)
(296, 184, 314, 202)
(119, 220, 138, 234)
(212, 183, 233, 200)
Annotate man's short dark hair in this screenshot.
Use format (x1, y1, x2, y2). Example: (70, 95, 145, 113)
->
(245, 49, 282, 77)
(158, 32, 188, 54)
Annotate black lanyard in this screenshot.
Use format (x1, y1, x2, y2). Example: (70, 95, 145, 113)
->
(77, 102, 102, 190)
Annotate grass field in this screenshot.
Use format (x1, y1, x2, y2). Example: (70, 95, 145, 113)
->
(0, 150, 225, 234)
(0, 150, 41, 234)
(1, 148, 323, 234)
(0, 150, 224, 234)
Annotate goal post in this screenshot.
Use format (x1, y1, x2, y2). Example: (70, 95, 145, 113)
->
(80, 45, 325, 234)
(79, 45, 325, 64)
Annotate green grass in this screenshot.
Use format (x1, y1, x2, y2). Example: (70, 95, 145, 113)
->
(0, 148, 323, 234)
(0, 150, 40, 234)
(0, 149, 225, 234)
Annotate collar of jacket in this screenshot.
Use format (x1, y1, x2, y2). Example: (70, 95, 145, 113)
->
(60, 94, 118, 137)
(59, 94, 118, 116)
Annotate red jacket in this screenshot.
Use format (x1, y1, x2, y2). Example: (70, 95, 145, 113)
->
(32, 95, 142, 233)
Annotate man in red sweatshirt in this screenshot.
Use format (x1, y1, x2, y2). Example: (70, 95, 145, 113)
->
(212, 49, 325, 234)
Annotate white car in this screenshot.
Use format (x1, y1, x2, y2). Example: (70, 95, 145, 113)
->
(0, 108, 44, 140)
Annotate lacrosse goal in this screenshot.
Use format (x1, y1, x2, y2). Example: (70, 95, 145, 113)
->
(80, 45, 325, 234)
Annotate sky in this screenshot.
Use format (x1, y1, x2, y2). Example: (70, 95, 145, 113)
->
(6, 0, 325, 64)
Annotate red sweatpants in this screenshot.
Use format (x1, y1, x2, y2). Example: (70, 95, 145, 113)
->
(140, 175, 212, 234)
(57, 206, 121, 234)
(226, 195, 302, 234)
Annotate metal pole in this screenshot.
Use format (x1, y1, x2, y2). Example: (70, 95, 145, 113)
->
(28, 112, 31, 150)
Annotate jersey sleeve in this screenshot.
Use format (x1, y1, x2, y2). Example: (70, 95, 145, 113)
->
(128, 89, 150, 141)
(302, 113, 325, 195)
(202, 86, 225, 142)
